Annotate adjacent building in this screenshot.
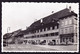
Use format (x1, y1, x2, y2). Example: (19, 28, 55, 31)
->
(3, 29, 24, 46)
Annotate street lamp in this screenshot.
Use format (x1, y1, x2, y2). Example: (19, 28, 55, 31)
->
(7, 27, 10, 33)
(6, 27, 10, 46)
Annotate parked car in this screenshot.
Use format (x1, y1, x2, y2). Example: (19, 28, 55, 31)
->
(48, 42, 56, 45)
(39, 40, 46, 45)
(39, 42, 46, 45)
(31, 41, 37, 45)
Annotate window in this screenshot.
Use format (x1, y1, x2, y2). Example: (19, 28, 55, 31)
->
(37, 35, 39, 37)
(37, 30, 39, 33)
(63, 38, 65, 42)
(36, 30, 37, 33)
(67, 28, 69, 34)
(62, 21, 64, 26)
(75, 27, 77, 33)
(55, 32, 59, 35)
(47, 27, 50, 30)
(50, 27, 52, 30)
(65, 20, 68, 25)
(41, 35, 45, 37)
(46, 28, 47, 31)
(60, 29, 63, 34)
(69, 37, 71, 42)
(40, 29, 42, 32)
(60, 39, 62, 42)
(39, 29, 40, 32)
(65, 29, 67, 34)
(74, 18, 77, 24)
(57, 25, 59, 29)
(44, 28, 46, 31)
(26, 37, 28, 38)
(52, 26, 54, 30)
(34, 31, 36, 33)
(48, 33, 51, 36)
(51, 33, 54, 36)
(42, 29, 44, 32)
(40, 35, 42, 37)
(69, 27, 73, 33)
(69, 19, 72, 24)
(46, 34, 48, 36)
(72, 38, 74, 43)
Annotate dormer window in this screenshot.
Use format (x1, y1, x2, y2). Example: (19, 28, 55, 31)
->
(40, 18, 43, 23)
(55, 26, 57, 29)
(52, 20, 54, 22)
(69, 6, 71, 12)
(74, 18, 77, 20)
(52, 19, 54, 22)
(57, 21, 59, 24)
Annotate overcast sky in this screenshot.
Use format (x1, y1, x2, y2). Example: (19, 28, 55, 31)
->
(2, 2, 79, 36)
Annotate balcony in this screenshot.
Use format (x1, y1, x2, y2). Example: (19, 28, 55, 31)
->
(24, 29, 59, 37)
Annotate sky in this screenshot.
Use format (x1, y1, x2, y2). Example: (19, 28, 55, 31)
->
(2, 2, 79, 36)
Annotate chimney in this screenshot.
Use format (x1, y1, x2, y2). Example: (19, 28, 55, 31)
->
(66, 5, 68, 9)
(34, 19, 37, 22)
(69, 6, 71, 12)
(52, 11, 54, 13)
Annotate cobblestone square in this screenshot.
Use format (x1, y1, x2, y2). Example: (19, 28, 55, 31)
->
(3, 44, 78, 52)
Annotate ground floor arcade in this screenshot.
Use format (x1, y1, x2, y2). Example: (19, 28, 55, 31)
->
(23, 36, 60, 45)
(23, 33, 77, 45)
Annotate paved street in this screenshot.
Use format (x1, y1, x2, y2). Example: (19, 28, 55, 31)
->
(3, 44, 78, 52)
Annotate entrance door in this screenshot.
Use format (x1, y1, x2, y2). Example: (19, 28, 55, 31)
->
(65, 38, 68, 45)
(52, 40, 56, 45)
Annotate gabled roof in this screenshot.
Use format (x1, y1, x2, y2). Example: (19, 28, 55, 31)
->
(26, 8, 77, 32)
(3, 33, 12, 39)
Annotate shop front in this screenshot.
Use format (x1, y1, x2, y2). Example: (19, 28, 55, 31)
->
(60, 33, 74, 45)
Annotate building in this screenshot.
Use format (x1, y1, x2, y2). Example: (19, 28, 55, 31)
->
(23, 6, 78, 45)
(10, 29, 24, 44)
(3, 33, 12, 46)
(3, 29, 24, 46)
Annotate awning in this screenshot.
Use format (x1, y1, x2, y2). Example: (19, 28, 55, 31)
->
(60, 33, 74, 37)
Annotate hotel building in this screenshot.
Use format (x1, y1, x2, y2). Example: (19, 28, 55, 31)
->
(23, 6, 78, 45)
